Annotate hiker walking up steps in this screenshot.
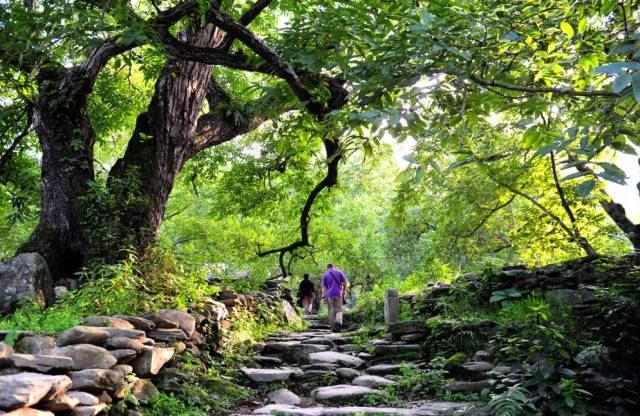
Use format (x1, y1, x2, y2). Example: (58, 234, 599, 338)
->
(321, 263, 348, 332)
(297, 273, 316, 316)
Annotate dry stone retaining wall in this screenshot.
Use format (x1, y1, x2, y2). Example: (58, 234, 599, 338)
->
(0, 288, 285, 416)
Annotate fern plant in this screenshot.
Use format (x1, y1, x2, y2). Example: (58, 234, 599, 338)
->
(488, 385, 536, 416)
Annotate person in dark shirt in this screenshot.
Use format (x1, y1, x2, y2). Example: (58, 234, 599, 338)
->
(298, 273, 316, 316)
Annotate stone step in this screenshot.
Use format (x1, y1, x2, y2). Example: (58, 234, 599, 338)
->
(251, 401, 488, 415)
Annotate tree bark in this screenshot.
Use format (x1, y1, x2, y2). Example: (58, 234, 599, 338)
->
(20, 69, 98, 278)
(108, 23, 223, 255)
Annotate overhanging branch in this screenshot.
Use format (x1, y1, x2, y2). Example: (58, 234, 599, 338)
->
(257, 139, 341, 276)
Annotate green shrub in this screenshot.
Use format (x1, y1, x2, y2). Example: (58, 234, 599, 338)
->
(0, 248, 218, 332)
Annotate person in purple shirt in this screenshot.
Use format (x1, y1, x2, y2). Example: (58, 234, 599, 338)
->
(321, 263, 348, 332)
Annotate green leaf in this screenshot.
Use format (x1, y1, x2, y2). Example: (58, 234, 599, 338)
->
(560, 21, 574, 37)
(403, 154, 417, 164)
(577, 180, 596, 197)
(562, 171, 587, 181)
(595, 62, 640, 74)
(600, 0, 617, 14)
(613, 73, 632, 93)
(577, 16, 588, 34)
(632, 73, 640, 103)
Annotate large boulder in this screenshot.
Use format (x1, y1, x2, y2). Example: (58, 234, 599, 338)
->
(0, 253, 53, 315)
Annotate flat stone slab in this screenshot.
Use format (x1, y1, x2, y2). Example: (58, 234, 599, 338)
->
(374, 344, 421, 355)
(309, 351, 365, 368)
(267, 388, 301, 405)
(0, 372, 71, 410)
(4, 354, 74, 373)
(312, 384, 381, 403)
(252, 402, 487, 415)
(388, 320, 427, 336)
(367, 364, 411, 375)
(241, 367, 297, 383)
(352, 375, 396, 388)
(460, 361, 495, 373)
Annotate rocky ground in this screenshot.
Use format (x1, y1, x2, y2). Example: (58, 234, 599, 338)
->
(233, 317, 490, 416)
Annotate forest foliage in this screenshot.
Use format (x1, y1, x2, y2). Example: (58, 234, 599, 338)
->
(0, 0, 637, 289)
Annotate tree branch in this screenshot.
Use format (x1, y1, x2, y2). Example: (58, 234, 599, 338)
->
(468, 74, 618, 98)
(218, 0, 274, 51)
(257, 139, 342, 273)
(550, 150, 596, 256)
(0, 104, 33, 176)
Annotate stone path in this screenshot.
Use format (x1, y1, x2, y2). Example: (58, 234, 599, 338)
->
(235, 317, 488, 415)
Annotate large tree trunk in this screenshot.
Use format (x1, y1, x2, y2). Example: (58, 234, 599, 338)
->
(20, 69, 97, 279)
(108, 23, 223, 254)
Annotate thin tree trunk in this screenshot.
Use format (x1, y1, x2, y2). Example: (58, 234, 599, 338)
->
(549, 151, 596, 256)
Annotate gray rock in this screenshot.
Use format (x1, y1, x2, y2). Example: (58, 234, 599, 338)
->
(366, 364, 408, 375)
(82, 316, 134, 329)
(263, 342, 328, 363)
(156, 310, 196, 337)
(388, 320, 427, 336)
(110, 349, 137, 363)
(56, 327, 111, 347)
(490, 366, 512, 375)
(65, 391, 100, 406)
(45, 345, 117, 370)
(131, 347, 174, 376)
(282, 300, 302, 326)
(68, 369, 124, 392)
(148, 328, 188, 342)
(104, 337, 145, 353)
(69, 403, 107, 416)
(357, 352, 373, 360)
(0, 372, 71, 410)
(202, 300, 228, 322)
(336, 367, 361, 380)
(100, 327, 146, 340)
(352, 375, 396, 388)
(16, 336, 55, 355)
(37, 394, 80, 412)
(254, 355, 283, 366)
(400, 333, 426, 342)
(301, 363, 339, 371)
(309, 351, 365, 368)
(140, 311, 179, 329)
(312, 384, 381, 403)
(545, 289, 596, 306)
(113, 315, 155, 332)
(53, 286, 69, 299)
(374, 344, 421, 355)
(3, 354, 74, 373)
(129, 378, 159, 402)
(461, 362, 495, 373)
(0, 253, 54, 315)
(445, 380, 491, 393)
(472, 350, 492, 362)
(241, 367, 297, 383)
(267, 388, 301, 405)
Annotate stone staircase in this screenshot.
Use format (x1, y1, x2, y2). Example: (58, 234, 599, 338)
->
(235, 317, 488, 415)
